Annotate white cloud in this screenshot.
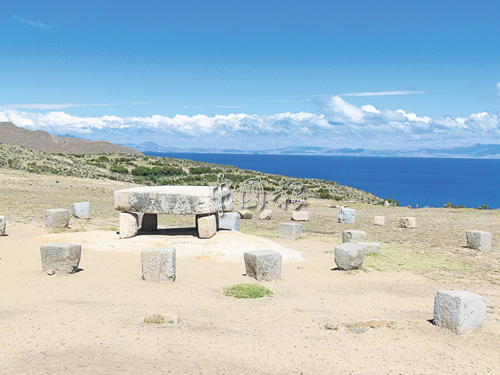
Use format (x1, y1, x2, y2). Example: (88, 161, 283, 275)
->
(339, 90, 425, 97)
(13, 15, 50, 29)
(216, 105, 244, 109)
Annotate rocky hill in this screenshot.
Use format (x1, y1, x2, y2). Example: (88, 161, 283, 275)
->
(0, 122, 141, 155)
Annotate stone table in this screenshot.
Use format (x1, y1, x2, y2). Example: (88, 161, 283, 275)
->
(114, 186, 233, 239)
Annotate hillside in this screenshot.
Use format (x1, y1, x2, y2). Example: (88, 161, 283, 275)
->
(0, 122, 141, 155)
(0, 142, 384, 204)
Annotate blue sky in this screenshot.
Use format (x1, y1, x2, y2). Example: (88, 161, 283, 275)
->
(1, 0, 500, 150)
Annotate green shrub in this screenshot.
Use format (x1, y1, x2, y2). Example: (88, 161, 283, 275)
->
(223, 283, 273, 299)
(110, 165, 128, 174)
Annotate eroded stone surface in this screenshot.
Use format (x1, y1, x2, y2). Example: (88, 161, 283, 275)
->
(334, 243, 366, 270)
(40, 243, 81, 274)
(141, 247, 176, 282)
(466, 231, 491, 252)
(114, 186, 233, 214)
(338, 208, 355, 224)
(342, 230, 366, 244)
(399, 217, 416, 229)
(71, 202, 90, 219)
(278, 222, 303, 240)
(45, 209, 70, 228)
(433, 290, 487, 335)
(219, 212, 241, 231)
(244, 250, 282, 281)
(119, 212, 139, 239)
(292, 211, 309, 221)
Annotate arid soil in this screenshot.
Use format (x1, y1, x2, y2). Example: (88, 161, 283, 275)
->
(1, 168, 500, 374)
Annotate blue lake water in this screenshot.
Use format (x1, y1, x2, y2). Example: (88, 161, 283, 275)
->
(144, 152, 500, 209)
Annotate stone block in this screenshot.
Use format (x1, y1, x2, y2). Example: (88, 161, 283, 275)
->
(0, 216, 5, 236)
(239, 209, 253, 219)
(218, 212, 241, 231)
(197, 214, 217, 239)
(40, 243, 81, 274)
(140, 213, 158, 232)
(292, 210, 310, 221)
(119, 212, 139, 239)
(433, 290, 487, 335)
(334, 243, 366, 270)
(141, 247, 176, 282)
(358, 242, 380, 254)
(373, 216, 385, 226)
(244, 250, 282, 281)
(342, 230, 366, 244)
(399, 217, 416, 229)
(466, 231, 491, 252)
(338, 208, 355, 224)
(278, 222, 303, 240)
(259, 209, 272, 220)
(71, 202, 90, 219)
(45, 209, 70, 228)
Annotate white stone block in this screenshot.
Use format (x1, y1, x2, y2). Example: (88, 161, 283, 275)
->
(357, 241, 380, 254)
(278, 222, 303, 240)
(373, 216, 385, 226)
(399, 217, 416, 229)
(45, 209, 70, 228)
(219, 212, 241, 231)
(466, 231, 491, 252)
(244, 250, 282, 281)
(239, 209, 252, 219)
(292, 210, 309, 221)
(197, 214, 217, 239)
(259, 209, 272, 220)
(0, 216, 5, 236)
(334, 243, 366, 270)
(71, 202, 90, 219)
(433, 290, 487, 335)
(342, 230, 366, 244)
(338, 208, 355, 224)
(141, 247, 176, 282)
(40, 243, 81, 274)
(119, 212, 139, 239)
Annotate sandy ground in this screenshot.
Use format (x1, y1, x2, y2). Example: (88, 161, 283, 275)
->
(1, 168, 500, 374)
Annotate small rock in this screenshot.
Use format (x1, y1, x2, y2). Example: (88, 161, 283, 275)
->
(239, 209, 253, 219)
(46, 269, 55, 276)
(259, 209, 272, 220)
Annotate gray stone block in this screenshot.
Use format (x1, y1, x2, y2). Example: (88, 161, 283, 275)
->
(0, 216, 5, 236)
(399, 217, 416, 228)
(292, 210, 310, 221)
(71, 202, 90, 219)
(140, 213, 158, 232)
(197, 214, 217, 239)
(259, 209, 272, 220)
(244, 250, 282, 281)
(373, 216, 385, 226)
(338, 208, 355, 224)
(40, 243, 81, 274)
(119, 212, 139, 239)
(466, 231, 491, 252)
(278, 222, 303, 239)
(334, 243, 366, 270)
(141, 247, 176, 282)
(433, 290, 487, 335)
(342, 230, 366, 244)
(357, 242, 380, 254)
(239, 209, 252, 219)
(218, 212, 241, 231)
(45, 209, 70, 228)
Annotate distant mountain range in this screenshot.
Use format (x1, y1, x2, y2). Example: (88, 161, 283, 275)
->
(125, 141, 500, 159)
(0, 122, 141, 155)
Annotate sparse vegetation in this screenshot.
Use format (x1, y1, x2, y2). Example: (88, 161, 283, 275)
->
(144, 314, 165, 324)
(223, 283, 273, 298)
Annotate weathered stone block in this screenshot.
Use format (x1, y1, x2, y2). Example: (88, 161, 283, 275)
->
(45, 209, 70, 228)
(141, 247, 176, 282)
(358, 241, 380, 254)
(119, 212, 139, 239)
(466, 230, 491, 252)
(338, 208, 355, 224)
(114, 186, 233, 214)
(244, 250, 282, 281)
(71, 202, 90, 219)
(197, 214, 217, 239)
(218, 212, 241, 231)
(373, 216, 385, 226)
(433, 290, 487, 335)
(239, 209, 252, 219)
(40, 243, 81, 274)
(292, 210, 309, 221)
(278, 222, 303, 239)
(342, 230, 366, 244)
(399, 217, 416, 229)
(334, 243, 366, 270)
(259, 209, 272, 220)
(0, 216, 5, 236)
(140, 213, 158, 232)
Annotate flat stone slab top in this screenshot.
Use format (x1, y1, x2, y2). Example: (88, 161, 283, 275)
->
(466, 230, 491, 252)
(34, 230, 305, 263)
(40, 242, 81, 274)
(114, 186, 233, 215)
(244, 250, 282, 281)
(433, 290, 487, 335)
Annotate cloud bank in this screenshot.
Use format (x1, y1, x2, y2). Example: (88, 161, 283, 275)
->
(1, 97, 499, 150)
